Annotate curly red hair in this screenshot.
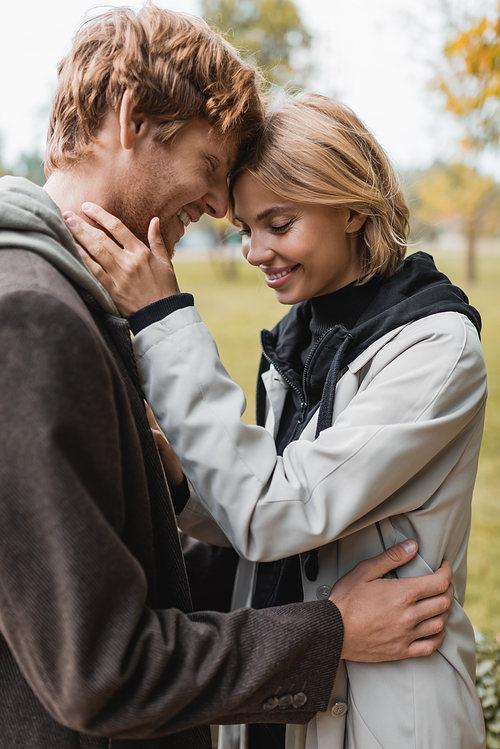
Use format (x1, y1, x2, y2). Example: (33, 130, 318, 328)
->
(45, 3, 264, 175)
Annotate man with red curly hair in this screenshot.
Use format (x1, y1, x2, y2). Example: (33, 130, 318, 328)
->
(0, 5, 453, 748)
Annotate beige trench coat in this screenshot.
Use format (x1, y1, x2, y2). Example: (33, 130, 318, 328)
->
(134, 307, 487, 749)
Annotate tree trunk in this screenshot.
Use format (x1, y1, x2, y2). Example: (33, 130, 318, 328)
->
(465, 219, 477, 284)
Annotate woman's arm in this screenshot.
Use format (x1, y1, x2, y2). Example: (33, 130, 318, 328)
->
(146, 403, 234, 546)
(133, 305, 486, 561)
(65, 207, 487, 562)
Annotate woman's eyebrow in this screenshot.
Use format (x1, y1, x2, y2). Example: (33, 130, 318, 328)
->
(257, 206, 293, 221)
(233, 206, 294, 224)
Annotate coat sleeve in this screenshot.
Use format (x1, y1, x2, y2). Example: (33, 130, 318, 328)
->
(133, 306, 487, 562)
(0, 287, 342, 740)
(178, 480, 236, 546)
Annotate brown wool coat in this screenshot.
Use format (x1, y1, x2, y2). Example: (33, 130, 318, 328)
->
(0, 249, 342, 748)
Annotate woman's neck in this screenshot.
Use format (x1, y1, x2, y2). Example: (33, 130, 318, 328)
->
(309, 278, 380, 334)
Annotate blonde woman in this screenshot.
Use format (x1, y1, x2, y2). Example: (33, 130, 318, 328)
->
(67, 94, 487, 749)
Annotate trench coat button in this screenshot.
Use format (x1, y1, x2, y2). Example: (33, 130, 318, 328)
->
(316, 585, 331, 600)
(293, 692, 308, 708)
(263, 697, 279, 711)
(331, 702, 348, 717)
(278, 694, 294, 709)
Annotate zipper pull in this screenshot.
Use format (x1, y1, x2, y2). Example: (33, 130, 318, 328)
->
(297, 402, 307, 425)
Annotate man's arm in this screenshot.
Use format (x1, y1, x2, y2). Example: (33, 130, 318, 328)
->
(0, 278, 452, 740)
(0, 282, 342, 737)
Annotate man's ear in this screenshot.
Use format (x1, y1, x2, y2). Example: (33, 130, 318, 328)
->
(346, 209, 368, 234)
(119, 90, 149, 150)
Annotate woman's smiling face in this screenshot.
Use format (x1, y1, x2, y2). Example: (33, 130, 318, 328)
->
(232, 172, 365, 305)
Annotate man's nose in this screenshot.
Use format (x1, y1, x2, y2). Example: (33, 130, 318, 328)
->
(202, 181, 229, 219)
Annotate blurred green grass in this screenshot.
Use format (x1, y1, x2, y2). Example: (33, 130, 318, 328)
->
(175, 247, 500, 635)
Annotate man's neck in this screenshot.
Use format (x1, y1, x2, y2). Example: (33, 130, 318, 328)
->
(44, 167, 111, 226)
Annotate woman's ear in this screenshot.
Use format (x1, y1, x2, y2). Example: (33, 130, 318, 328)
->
(119, 90, 149, 150)
(346, 210, 367, 234)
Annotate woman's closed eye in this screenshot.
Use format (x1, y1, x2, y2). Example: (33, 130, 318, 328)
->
(238, 217, 295, 237)
(270, 218, 294, 233)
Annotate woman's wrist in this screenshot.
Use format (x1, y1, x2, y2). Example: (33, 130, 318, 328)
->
(128, 293, 194, 334)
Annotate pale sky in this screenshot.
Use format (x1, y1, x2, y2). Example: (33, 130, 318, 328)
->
(1, 0, 498, 176)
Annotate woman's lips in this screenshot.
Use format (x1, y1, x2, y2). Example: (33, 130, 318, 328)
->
(264, 265, 299, 288)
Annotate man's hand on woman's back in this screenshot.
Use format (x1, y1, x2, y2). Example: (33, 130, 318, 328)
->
(329, 540, 454, 662)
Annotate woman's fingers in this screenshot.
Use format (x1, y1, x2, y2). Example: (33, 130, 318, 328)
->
(145, 402, 160, 430)
(147, 216, 170, 261)
(145, 403, 185, 488)
(64, 211, 122, 274)
(73, 243, 115, 296)
(81, 202, 144, 253)
(64, 205, 182, 315)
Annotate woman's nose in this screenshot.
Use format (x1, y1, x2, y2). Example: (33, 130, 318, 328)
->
(242, 235, 274, 267)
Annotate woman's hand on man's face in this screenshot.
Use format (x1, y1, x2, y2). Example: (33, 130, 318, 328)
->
(64, 203, 181, 317)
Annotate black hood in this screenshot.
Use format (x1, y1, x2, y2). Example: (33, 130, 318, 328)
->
(257, 252, 481, 428)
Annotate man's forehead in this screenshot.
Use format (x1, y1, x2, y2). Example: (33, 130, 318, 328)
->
(207, 129, 239, 170)
(168, 119, 240, 173)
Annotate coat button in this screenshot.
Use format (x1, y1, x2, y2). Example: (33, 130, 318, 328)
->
(278, 694, 294, 709)
(293, 692, 308, 708)
(263, 697, 279, 711)
(316, 585, 331, 600)
(331, 702, 348, 717)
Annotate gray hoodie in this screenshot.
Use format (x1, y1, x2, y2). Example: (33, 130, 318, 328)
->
(0, 176, 119, 316)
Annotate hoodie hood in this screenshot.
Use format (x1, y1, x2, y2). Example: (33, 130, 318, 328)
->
(258, 251, 482, 429)
(257, 250, 483, 583)
(0, 176, 119, 316)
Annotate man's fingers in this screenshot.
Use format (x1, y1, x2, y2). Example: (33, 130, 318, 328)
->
(329, 540, 420, 610)
(406, 631, 446, 658)
(406, 581, 454, 631)
(357, 539, 418, 582)
(412, 560, 453, 602)
(412, 610, 449, 640)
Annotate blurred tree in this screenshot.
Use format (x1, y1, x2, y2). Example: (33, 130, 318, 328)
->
(0, 136, 10, 178)
(437, 2, 500, 149)
(402, 170, 441, 244)
(412, 161, 499, 282)
(201, 0, 312, 88)
(13, 150, 45, 186)
(204, 215, 241, 279)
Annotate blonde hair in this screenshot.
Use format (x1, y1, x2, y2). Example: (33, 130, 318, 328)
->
(45, 3, 264, 175)
(230, 93, 409, 281)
